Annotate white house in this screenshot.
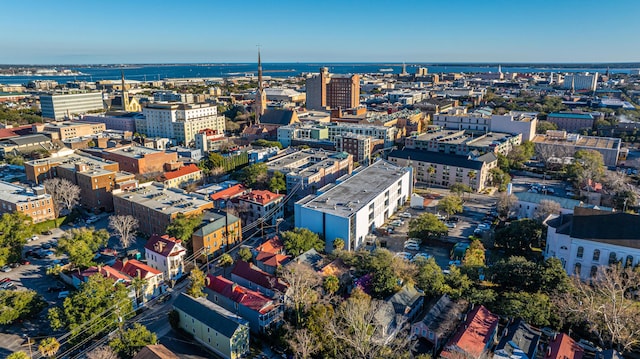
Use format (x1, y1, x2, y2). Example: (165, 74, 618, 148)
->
(545, 207, 640, 280)
(295, 160, 412, 252)
(144, 234, 187, 283)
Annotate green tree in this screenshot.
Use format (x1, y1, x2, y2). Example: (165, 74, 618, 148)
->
(237, 162, 268, 188)
(253, 139, 283, 149)
(131, 277, 148, 307)
(0, 211, 33, 266)
(0, 289, 46, 324)
(415, 257, 445, 297)
(489, 167, 511, 191)
(437, 195, 463, 218)
(168, 309, 180, 329)
(109, 323, 157, 359)
(282, 228, 325, 256)
(540, 257, 571, 294)
(536, 120, 558, 134)
(490, 256, 541, 292)
(219, 253, 234, 267)
(494, 219, 544, 253)
(269, 171, 287, 193)
(56, 228, 109, 269)
(333, 238, 345, 251)
(48, 275, 133, 343)
(462, 239, 485, 268)
(186, 268, 206, 298)
(238, 247, 253, 262)
(166, 213, 203, 243)
(323, 275, 340, 294)
(568, 149, 605, 187)
(507, 141, 535, 169)
(449, 183, 472, 197)
(494, 291, 552, 327)
(38, 337, 60, 358)
(443, 265, 473, 299)
(7, 352, 30, 359)
(366, 249, 399, 299)
(408, 213, 448, 240)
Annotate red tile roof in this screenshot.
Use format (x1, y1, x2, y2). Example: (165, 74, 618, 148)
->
(144, 234, 184, 257)
(231, 260, 288, 292)
(162, 164, 201, 180)
(442, 305, 500, 359)
(548, 333, 584, 359)
(0, 124, 33, 139)
(240, 190, 283, 205)
(256, 252, 291, 267)
(77, 265, 131, 283)
(113, 259, 162, 279)
(206, 274, 276, 314)
(210, 184, 249, 201)
(256, 236, 284, 254)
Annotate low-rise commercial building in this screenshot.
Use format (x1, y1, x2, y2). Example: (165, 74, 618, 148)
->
(388, 149, 498, 192)
(532, 131, 621, 167)
(38, 121, 106, 140)
(101, 146, 179, 175)
(113, 183, 213, 235)
(0, 181, 55, 223)
(295, 160, 412, 252)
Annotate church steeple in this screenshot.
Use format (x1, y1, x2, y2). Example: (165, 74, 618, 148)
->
(121, 69, 130, 111)
(254, 49, 267, 124)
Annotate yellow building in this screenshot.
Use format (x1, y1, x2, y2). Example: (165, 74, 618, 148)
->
(192, 212, 242, 255)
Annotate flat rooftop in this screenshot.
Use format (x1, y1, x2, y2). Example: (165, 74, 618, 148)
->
(0, 180, 50, 204)
(532, 134, 620, 150)
(114, 183, 211, 215)
(298, 160, 409, 217)
(467, 132, 517, 147)
(26, 152, 116, 168)
(266, 149, 348, 173)
(107, 145, 165, 158)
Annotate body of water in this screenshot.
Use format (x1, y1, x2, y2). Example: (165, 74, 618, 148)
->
(0, 63, 637, 84)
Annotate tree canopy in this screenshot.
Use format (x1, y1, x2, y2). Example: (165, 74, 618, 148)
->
(109, 323, 157, 359)
(269, 171, 287, 193)
(253, 139, 283, 149)
(437, 195, 463, 217)
(282, 228, 325, 256)
(408, 213, 448, 240)
(166, 213, 203, 243)
(0, 289, 46, 325)
(57, 228, 109, 269)
(0, 211, 33, 266)
(494, 219, 544, 253)
(186, 268, 206, 298)
(569, 149, 605, 186)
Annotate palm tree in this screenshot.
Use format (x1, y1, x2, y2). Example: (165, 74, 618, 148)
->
(131, 277, 148, 307)
(38, 337, 60, 358)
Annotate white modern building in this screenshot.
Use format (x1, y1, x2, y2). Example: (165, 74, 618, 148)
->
(327, 123, 398, 148)
(138, 103, 225, 146)
(40, 92, 105, 120)
(144, 234, 187, 282)
(433, 112, 537, 141)
(562, 73, 598, 92)
(545, 207, 640, 280)
(295, 160, 412, 252)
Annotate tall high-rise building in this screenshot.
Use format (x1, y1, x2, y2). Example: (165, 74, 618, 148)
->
(138, 103, 225, 146)
(254, 49, 267, 124)
(305, 68, 359, 111)
(40, 92, 105, 120)
(562, 73, 598, 92)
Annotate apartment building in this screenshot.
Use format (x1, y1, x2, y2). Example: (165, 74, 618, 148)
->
(194, 129, 227, 152)
(40, 92, 105, 120)
(81, 113, 140, 132)
(306, 67, 360, 110)
(138, 103, 225, 146)
(433, 112, 537, 141)
(192, 211, 242, 256)
(113, 183, 213, 235)
(0, 181, 55, 223)
(562, 73, 598, 92)
(335, 133, 371, 164)
(405, 129, 522, 156)
(327, 123, 398, 148)
(234, 190, 284, 226)
(159, 164, 202, 188)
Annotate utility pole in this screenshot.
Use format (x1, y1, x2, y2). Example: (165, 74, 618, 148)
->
(204, 246, 211, 274)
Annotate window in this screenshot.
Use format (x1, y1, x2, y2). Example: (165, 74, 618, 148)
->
(593, 249, 600, 262)
(576, 246, 584, 259)
(609, 252, 618, 265)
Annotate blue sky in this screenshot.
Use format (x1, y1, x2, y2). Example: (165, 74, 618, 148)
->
(1, 0, 639, 64)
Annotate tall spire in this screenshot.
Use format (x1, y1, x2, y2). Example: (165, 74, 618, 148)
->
(254, 48, 267, 124)
(258, 48, 263, 90)
(121, 69, 130, 111)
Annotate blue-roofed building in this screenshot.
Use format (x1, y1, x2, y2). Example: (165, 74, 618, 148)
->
(173, 293, 250, 359)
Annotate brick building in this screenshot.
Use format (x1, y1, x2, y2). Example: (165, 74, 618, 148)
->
(101, 146, 178, 175)
(0, 181, 55, 223)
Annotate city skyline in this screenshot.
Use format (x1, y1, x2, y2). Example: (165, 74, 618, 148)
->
(1, 0, 639, 64)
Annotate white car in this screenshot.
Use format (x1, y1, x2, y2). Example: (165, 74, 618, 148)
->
(404, 243, 420, 251)
(394, 252, 413, 261)
(411, 253, 431, 262)
(399, 212, 412, 218)
(31, 235, 39, 242)
(436, 213, 446, 220)
(405, 239, 420, 246)
(445, 222, 456, 228)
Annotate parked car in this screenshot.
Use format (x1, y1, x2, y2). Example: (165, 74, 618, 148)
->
(57, 291, 70, 299)
(386, 227, 394, 234)
(445, 222, 456, 228)
(540, 327, 557, 337)
(1, 282, 16, 290)
(30, 235, 39, 242)
(394, 252, 413, 261)
(0, 278, 10, 284)
(43, 230, 53, 235)
(42, 243, 52, 250)
(411, 253, 432, 262)
(9, 262, 20, 268)
(578, 339, 601, 352)
(449, 216, 460, 222)
(86, 216, 99, 224)
(399, 212, 412, 218)
(158, 293, 172, 303)
(404, 239, 420, 246)
(404, 243, 420, 251)
(19, 259, 30, 265)
(0, 265, 11, 272)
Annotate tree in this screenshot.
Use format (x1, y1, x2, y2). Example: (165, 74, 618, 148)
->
(0, 289, 46, 324)
(269, 171, 287, 193)
(279, 262, 321, 325)
(131, 277, 148, 306)
(493, 291, 552, 327)
(237, 163, 268, 188)
(7, 352, 29, 359)
(507, 142, 535, 169)
(533, 199, 562, 222)
(166, 213, 203, 242)
(462, 240, 485, 268)
(0, 211, 33, 266)
(408, 213, 448, 240)
(323, 275, 340, 294)
(449, 183, 472, 197)
(57, 228, 109, 268)
(219, 253, 234, 267)
(48, 275, 133, 343)
(253, 139, 283, 149)
(415, 257, 445, 297)
(494, 219, 544, 253)
(108, 215, 139, 249)
(442, 266, 472, 300)
(87, 346, 118, 359)
(536, 120, 558, 134)
(496, 193, 518, 219)
(43, 178, 80, 226)
(282, 228, 325, 256)
(333, 238, 345, 251)
(366, 249, 400, 299)
(555, 265, 640, 352)
(568, 149, 605, 187)
(186, 268, 206, 298)
(286, 326, 319, 359)
(168, 309, 180, 329)
(38, 337, 60, 358)
(109, 323, 157, 359)
(437, 195, 463, 218)
(489, 167, 511, 191)
(238, 247, 253, 262)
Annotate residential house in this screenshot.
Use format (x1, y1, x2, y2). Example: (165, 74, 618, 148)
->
(230, 260, 288, 298)
(210, 184, 250, 209)
(234, 189, 284, 226)
(205, 275, 283, 334)
(375, 284, 424, 338)
(144, 234, 187, 283)
(133, 344, 179, 359)
(493, 319, 541, 359)
(545, 207, 640, 279)
(173, 293, 250, 359)
(290, 248, 325, 271)
(112, 259, 165, 302)
(159, 163, 202, 188)
(547, 333, 584, 359)
(254, 236, 291, 274)
(412, 294, 469, 351)
(441, 305, 500, 359)
(192, 211, 242, 256)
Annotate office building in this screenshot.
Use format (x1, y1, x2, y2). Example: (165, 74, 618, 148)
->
(0, 181, 55, 223)
(563, 73, 598, 92)
(532, 131, 621, 167)
(40, 92, 105, 120)
(388, 149, 498, 193)
(39, 121, 106, 140)
(295, 160, 412, 252)
(306, 67, 360, 110)
(138, 103, 225, 146)
(546, 112, 595, 133)
(100, 145, 179, 175)
(113, 183, 214, 235)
